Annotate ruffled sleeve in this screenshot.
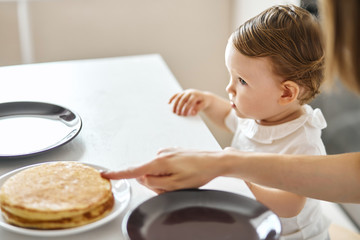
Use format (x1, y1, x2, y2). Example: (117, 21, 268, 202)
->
(307, 106, 327, 129)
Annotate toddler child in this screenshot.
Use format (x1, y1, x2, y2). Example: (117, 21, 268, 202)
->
(169, 4, 330, 240)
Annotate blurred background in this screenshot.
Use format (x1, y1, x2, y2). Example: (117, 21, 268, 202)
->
(0, 0, 301, 147)
(1, 0, 359, 234)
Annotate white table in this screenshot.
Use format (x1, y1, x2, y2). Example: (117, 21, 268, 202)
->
(0, 54, 253, 240)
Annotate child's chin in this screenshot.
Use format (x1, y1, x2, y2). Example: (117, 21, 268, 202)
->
(234, 110, 246, 119)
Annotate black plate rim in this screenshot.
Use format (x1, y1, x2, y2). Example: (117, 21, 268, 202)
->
(0, 101, 82, 158)
(122, 189, 282, 240)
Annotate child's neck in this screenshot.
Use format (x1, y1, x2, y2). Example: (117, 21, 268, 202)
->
(256, 105, 305, 126)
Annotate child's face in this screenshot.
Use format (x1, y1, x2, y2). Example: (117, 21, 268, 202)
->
(225, 41, 285, 123)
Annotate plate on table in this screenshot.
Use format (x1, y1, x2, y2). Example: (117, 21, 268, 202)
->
(123, 189, 281, 240)
(0, 162, 131, 237)
(0, 101, 82, 158)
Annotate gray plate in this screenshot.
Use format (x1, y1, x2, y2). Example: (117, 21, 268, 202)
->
(0, 101, 82, 158)
(122, 189, 281, 240)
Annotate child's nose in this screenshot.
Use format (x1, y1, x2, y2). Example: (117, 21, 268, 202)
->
(226, 79, 234, 95)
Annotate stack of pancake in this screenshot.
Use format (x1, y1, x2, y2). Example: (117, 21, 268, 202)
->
(0, 161, 114, 229)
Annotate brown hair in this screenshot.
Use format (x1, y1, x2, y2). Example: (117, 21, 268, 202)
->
(319, 0, 360, 93)
(233, 5, 324, 104)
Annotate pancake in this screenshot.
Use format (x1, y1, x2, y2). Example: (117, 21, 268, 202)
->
(0, 162, 114, 229)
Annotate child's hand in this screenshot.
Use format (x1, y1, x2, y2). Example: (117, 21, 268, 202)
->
(169, 89, 209, 116)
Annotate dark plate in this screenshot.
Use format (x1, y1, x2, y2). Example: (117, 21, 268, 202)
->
(0, 101, 82, 158)
(123, 189, 281, 240)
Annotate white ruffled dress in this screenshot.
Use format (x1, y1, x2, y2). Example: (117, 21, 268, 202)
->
(225, 104, 331, 240)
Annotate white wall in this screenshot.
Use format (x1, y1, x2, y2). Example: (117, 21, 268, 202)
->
(0, 3, 21, 66)
(232, 0, 300, 29)
(207, 0, 302, 147)
(0, 0, 232, 95)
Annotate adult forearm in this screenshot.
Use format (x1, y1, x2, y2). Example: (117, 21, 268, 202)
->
(221, 151, 360, 203)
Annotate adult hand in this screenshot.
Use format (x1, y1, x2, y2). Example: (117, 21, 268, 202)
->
(101, 147, 224, 194)
(169, 89, 211, 116)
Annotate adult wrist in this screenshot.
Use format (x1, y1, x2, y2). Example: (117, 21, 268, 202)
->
(217, 149, 243, 177)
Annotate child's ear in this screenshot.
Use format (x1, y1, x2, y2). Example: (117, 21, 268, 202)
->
(278, 80, 300, 105)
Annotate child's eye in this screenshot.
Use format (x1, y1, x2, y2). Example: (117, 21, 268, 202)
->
(238, 77, 247, 85)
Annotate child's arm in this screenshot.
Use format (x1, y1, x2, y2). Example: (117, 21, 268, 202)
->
(169, 89, 232, 130)
(246, 181, 306, 218)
